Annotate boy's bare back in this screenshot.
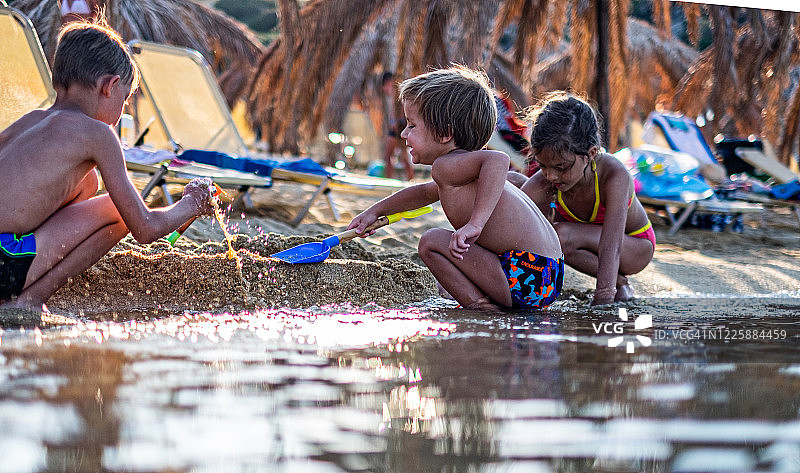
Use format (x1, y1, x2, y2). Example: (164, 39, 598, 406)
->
(0, 108, 118, 234)
(0, 20, 215, 309)
(432, 149, 561, 260)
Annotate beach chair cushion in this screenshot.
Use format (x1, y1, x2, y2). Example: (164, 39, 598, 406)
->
(639, 195, 763, 235)
(0, 5, 56, 132)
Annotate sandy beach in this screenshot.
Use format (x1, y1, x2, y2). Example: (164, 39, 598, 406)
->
(21, 176, 794, 321)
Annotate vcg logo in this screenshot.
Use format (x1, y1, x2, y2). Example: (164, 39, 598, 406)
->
(592, 308, 653, 353)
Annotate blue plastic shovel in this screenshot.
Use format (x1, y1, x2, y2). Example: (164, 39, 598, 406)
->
(271, 206, 433, 264)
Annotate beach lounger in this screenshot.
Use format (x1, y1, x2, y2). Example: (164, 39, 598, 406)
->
(124, 154, 271, 208)
(124, 40, 275, 208)
(734, 148, 798, 185)
(728, 190, 800, 227)
(643, 111, 717, 166)
(733, 147, 800, 201)
(720, 147, 800, 226)
(126, 40, 405, 225)
(0, 4, 56, 131)
(639, 196, 763, 235)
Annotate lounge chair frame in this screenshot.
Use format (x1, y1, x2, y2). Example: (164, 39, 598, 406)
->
(639, 196, 763, 235)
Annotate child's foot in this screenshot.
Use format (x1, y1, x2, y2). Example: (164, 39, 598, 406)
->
(464, 297, 503, 313)
(436, 281, 455, 300)
(615, 284, 635, 302)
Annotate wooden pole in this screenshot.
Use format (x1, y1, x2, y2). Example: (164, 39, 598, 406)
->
(595, 0, 611, 148)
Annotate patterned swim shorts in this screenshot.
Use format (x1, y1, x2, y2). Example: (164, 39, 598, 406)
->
(498, 250, 563, 310)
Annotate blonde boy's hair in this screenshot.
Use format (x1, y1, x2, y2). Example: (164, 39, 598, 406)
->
(52, 19, 139, 91)
(399, 65, 497, 151)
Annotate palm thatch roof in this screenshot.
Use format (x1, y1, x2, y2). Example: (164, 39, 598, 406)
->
(250, 0, 697, 156)
(9, 0, 265, 106)
(530, 16, 698, 147)
(245, 0, 392, 154)
(672, 6, 800, 163)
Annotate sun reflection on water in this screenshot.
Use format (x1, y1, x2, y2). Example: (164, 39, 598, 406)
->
(32, 305, 456, 351)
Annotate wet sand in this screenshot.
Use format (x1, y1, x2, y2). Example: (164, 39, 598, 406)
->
(28, 179, 800, 319)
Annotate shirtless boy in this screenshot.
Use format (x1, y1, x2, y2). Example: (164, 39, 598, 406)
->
(0, 21, 214, 310)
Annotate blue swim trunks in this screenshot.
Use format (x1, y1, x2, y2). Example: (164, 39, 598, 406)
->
(498, 250, 563, 310)
(0, 233, 36, 300)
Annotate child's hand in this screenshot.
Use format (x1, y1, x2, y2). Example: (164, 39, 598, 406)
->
(347, 209, 380, 237)
(449, 222, 481, 259)
(183, 178, 215, 216)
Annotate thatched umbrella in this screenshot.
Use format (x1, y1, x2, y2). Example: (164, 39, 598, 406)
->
(247, 0, 396, 155)
(249, 0, 637, 155)
(246, 0, 799, 164)
(534, 17, 698, 124)
(9, 0, 265, 106)
(672, 5, 800, 164)
(248, 0, 534, 156)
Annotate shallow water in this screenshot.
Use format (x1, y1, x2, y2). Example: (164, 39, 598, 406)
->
(2, 298, 800, 473)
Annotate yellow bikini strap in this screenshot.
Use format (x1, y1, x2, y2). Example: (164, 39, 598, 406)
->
(589, 160, 600, 222)
(628, 220, 652, 236)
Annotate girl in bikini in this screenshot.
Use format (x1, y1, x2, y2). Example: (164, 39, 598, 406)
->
(515, 92, 655, 305)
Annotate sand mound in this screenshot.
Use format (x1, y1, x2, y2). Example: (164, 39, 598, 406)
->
(48, 233, 437, 316)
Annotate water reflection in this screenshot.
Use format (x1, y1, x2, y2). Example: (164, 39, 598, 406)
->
(0, 300, 799, 472)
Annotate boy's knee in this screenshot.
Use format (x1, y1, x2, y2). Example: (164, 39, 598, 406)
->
(418, 228, 448, 255)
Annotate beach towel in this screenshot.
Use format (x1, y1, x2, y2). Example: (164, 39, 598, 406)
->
(123, 147, 175, 165)
(178, 150, 332, 179)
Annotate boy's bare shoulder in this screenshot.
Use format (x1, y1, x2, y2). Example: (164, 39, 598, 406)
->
(0, 109, 48, 143)
(0, 109, 119, 169)
(3, 108, 109, 142)
(472, 148, 509, 162)
(43, 109, 117, 151)
(50, 109, 114, 140)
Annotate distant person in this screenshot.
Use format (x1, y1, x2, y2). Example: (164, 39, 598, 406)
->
(0, 20, 215, 310)
(349, 66, 563, 312)
(59, 0, 100, 25)
(381, 72, 414, 181)
(509, 92, 654, 305)
(494, 92, 537, 176)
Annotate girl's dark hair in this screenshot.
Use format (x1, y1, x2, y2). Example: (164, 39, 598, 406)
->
(526, 92, 603, 156)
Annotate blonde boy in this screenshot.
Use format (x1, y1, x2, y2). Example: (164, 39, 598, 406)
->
(0, 21, 214, 310)
(348, 66, 563, 311)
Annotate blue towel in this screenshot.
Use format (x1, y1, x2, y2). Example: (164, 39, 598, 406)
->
(179, 150, 332, 178)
